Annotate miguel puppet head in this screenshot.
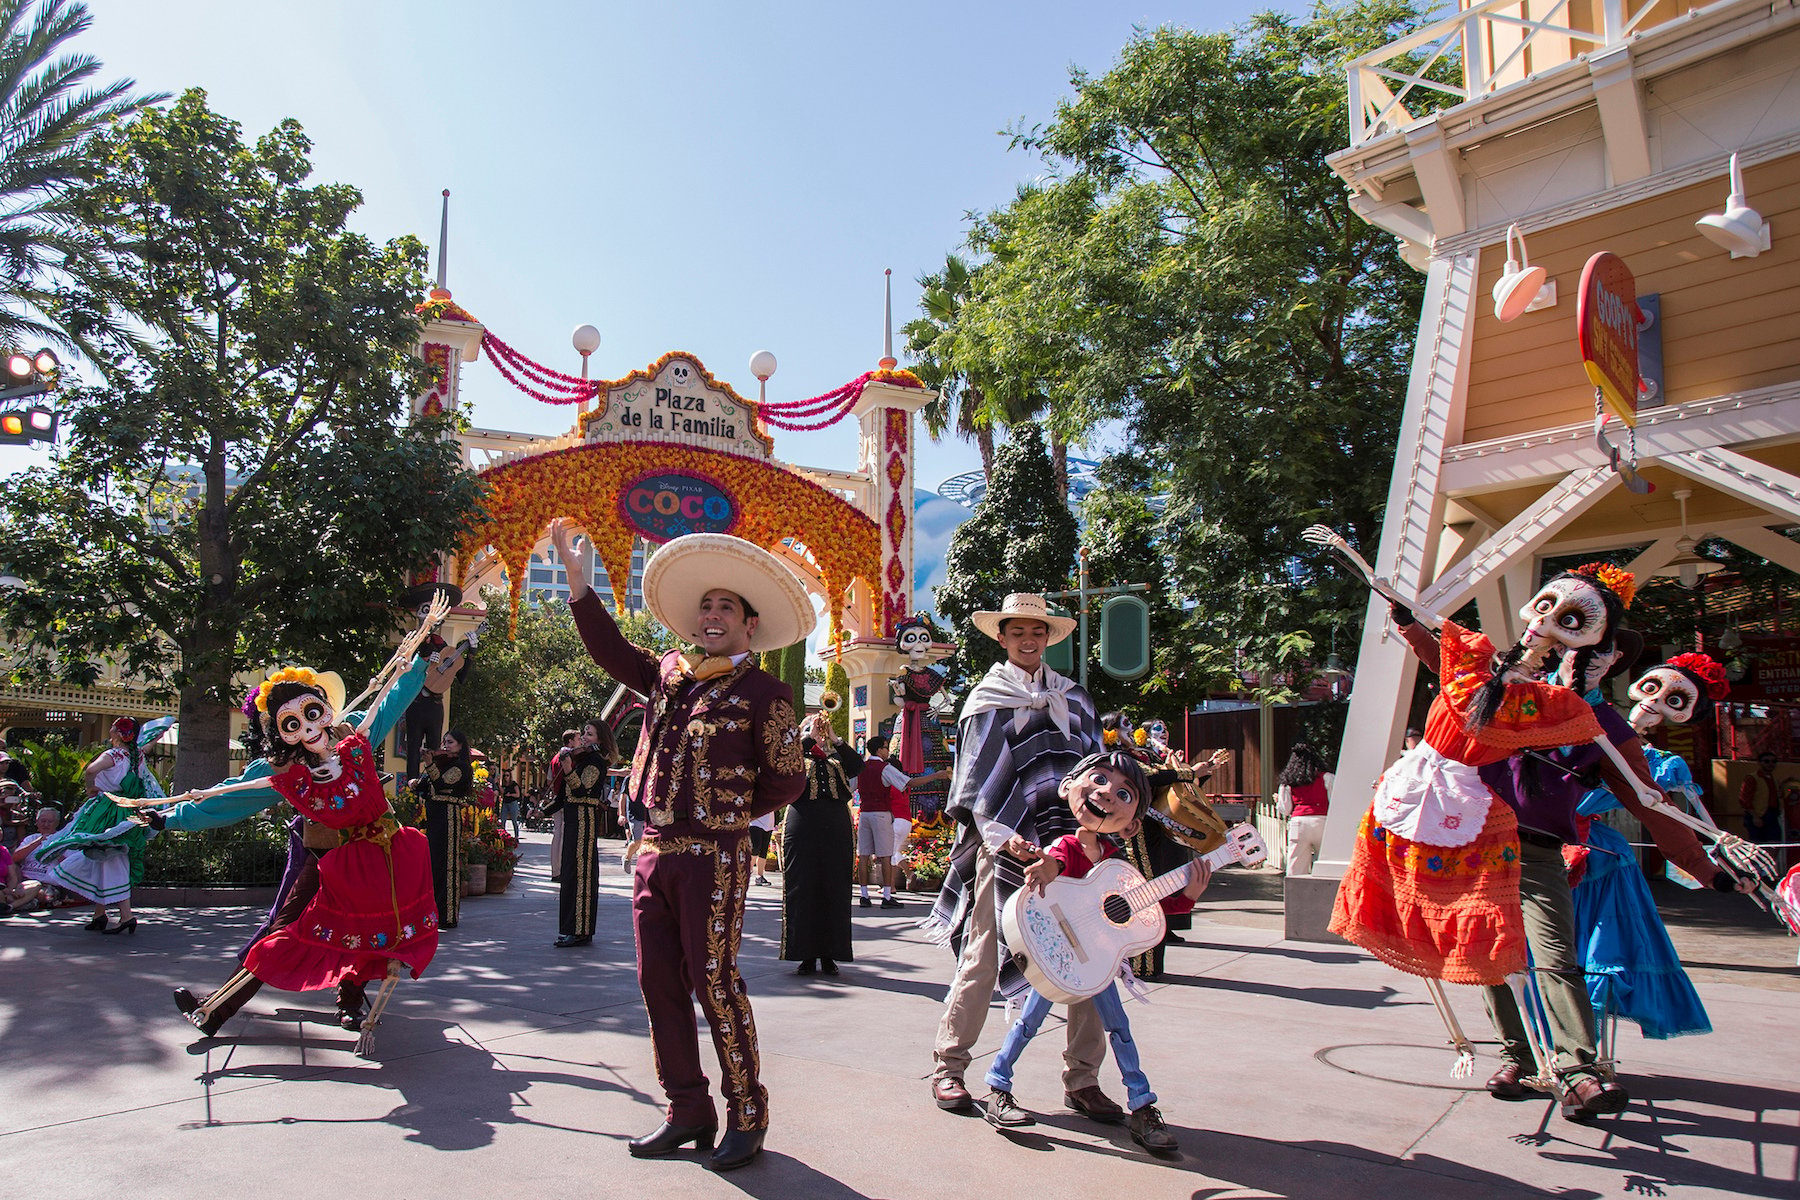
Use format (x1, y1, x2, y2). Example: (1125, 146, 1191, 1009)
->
(1628, 652, 1729, 734)
(256, 667, 347, 768)
(1471, 562, 1635, 729)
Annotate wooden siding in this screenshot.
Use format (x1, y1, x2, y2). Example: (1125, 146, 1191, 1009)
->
(1462, 150, 1800, 444)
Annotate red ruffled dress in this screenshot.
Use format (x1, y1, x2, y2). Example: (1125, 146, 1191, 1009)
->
(1329, 621, 1602, 985)
(244, 733, 439, 991)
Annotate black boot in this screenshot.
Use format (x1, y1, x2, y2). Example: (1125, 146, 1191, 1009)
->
(707, 1127, 766, 1171)
(337, 979, 368, 1031)
(627, 1120, 716, 1158)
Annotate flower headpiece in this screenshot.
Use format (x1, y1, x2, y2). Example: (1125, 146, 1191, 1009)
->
(256, 666, 325, 712)
(1667, 652, 1730, 701)
(1572, 562, 1637, 609)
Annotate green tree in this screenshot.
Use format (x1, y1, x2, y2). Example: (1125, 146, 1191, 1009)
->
(450, 590, 677, 763)
(0, 90, 486, 788)
(930, 3, 1436, 693)
(934, 423, 1078, 686)
(823, 659, 850, 740)
(0, 0, 158, 358)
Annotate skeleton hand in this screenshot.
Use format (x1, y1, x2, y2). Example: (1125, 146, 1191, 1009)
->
(1709, 833, 1780, 892)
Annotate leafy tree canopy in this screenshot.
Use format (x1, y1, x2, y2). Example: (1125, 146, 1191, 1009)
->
(935, 423, 1079, 687)
(449, 590, 677, 765)
(918, 3, 1437, 700)
(0, 89, 486, 787)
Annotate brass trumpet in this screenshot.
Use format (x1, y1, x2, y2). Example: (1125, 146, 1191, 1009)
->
(821, 689, 842, 712)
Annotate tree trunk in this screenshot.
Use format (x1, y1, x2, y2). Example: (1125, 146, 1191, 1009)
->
(175, 435, 241, 790)
(977, 425, 996, 480)
(174, 673, 234, 790)
(1051, 433, 1069, 506)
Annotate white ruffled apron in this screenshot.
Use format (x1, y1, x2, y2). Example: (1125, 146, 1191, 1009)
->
(1372, 743, 1492, 848)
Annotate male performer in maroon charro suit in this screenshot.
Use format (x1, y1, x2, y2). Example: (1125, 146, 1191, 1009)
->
(551, 518, 807, 1172)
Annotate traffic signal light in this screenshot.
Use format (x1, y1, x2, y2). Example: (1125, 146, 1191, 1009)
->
(0, 347, 59, 443)
(1098, 594, 1151, 681)
(1043, 603, 1077, 675)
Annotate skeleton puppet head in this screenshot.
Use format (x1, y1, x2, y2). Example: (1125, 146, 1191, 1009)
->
(1628, 652, 1729, 735)
(257, 667, 347, 767)
(1470, 563, 1636, 730)
(894, 616, 933, 664)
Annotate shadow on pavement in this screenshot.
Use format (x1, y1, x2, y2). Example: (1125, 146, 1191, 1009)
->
(178, 1018, 652, 1151)
(1162, 972, 1422, 1011)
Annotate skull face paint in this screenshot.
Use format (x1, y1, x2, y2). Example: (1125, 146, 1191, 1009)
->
(1555, 640, 1626, 695)
(1628, 667, 1702, 734)
(1519, 577, 1611, 652)
(276, 691, 337, 757)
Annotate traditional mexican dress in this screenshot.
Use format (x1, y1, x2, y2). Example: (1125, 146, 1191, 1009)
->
(1329, 621, 1602, 985)
(1567, 748, 1712, 1039)
(37, 746, 161, 905)
(244, 732, 438, 991)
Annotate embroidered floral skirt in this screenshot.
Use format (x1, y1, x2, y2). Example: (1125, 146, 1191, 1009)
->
(1330, 799, 1525, 986)
(245, 827, 439, 992)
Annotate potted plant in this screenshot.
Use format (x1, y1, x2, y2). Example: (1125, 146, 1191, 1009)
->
(462, 835, 489, 897)
(484, 826, 521, 893)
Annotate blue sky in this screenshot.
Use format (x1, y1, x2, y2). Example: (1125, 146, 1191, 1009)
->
(10, 0, 1299, 491)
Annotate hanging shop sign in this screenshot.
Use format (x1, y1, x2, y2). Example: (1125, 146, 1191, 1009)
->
(618, 470, 740, 543)
(584, 351, 774, 459)
(1577, 252, 1642, 426)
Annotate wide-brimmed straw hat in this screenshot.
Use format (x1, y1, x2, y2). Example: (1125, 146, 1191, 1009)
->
(971, 593, 1077, 645)
(642, 533, 816, 652)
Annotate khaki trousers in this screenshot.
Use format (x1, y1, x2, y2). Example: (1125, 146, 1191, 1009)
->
(933, 844, 1104, 1090)
(1481, 837, 1600, 1080)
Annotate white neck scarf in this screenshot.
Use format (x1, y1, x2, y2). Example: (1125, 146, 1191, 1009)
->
(961, 660, 1078, 737)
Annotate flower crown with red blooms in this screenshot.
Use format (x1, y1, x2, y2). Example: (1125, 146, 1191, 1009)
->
(1572, 562, 1637, 609)
(1667, 652, 1731, 700)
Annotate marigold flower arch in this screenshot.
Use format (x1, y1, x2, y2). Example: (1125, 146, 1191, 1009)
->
(461, 440, 881, 646)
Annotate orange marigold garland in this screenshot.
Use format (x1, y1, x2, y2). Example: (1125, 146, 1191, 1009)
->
(461, 441, 880, 646)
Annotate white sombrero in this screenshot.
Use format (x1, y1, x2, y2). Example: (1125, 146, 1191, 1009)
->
(971, 593, 1077, 645)
(642, 533, 817, 652)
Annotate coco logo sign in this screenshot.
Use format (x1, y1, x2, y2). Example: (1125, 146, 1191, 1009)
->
(619, 471, 738, 543)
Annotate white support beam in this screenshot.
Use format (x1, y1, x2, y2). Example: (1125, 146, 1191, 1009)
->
(1405, 118, 1467, 237)
(1587, 44, 1651, 184)
(1440, 381, 1800, 495)
(1623, 535, 1683, 580)
(1719, 526, 1800, 576)
(1323, 252, 1478, 870)
(1663, 449, 1800, 526)
(1416, 467, 1619, 618)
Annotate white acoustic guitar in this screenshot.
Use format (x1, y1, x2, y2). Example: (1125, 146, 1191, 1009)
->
(1003, 823, 1268, 1004)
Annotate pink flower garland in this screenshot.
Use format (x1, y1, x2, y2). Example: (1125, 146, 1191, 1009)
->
(478, 332, 919, 433)
(482, 332, 600, 405)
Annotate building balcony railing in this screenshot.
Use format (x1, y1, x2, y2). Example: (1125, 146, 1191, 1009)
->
(1347, 0, 1699, 147)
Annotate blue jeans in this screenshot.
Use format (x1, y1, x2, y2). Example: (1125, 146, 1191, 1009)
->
(985, 983, 1155, 1111)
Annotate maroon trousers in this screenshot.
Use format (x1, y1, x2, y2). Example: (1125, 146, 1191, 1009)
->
(632, 831, 767, 1132)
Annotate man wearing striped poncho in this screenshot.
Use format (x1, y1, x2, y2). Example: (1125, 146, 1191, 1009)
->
(923, 594, 1118, 1124)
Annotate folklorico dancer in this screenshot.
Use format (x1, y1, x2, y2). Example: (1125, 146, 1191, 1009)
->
(34, 716, 166, 933)
(419, 728, 475, 929)
(134, 595, 448, 1042)
(555, 718, 621, 948)
(550, 519, 807, 1173)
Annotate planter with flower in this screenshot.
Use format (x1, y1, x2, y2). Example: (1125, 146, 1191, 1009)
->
(902, 818, 953, 893)
(483, 825, 521, 893)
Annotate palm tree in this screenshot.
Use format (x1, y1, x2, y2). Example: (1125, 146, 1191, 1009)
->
(0, 0, 156, 360)
(902, 253, 999, 478)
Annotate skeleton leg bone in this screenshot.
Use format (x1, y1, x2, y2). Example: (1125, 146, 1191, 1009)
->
(354, 960, 406, 1058)
(1423, 977, 1477, 1078)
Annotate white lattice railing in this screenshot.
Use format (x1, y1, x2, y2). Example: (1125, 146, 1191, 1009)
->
(1348, 0, 1692, 146)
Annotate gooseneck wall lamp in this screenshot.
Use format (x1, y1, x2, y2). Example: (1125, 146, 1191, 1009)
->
(1696, 153, 1771, 259)
(1492, 224, 1557, 322)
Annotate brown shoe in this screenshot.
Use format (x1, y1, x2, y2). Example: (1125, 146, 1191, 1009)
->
(1064, 1085, 1126, 1125)
(933, 1075, 973, 1111)
(1560, 1075, 1629, 1121)
(1486, 1062, 1527, 1099)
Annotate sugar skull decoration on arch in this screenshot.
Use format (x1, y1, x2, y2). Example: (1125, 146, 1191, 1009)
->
(1629, 652, 1730, 735)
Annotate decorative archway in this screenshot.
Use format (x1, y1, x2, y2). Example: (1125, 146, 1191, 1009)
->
(460, 439, 880, 646)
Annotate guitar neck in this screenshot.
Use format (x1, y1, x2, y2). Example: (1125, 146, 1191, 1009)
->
(1122, 842, 1239, 913)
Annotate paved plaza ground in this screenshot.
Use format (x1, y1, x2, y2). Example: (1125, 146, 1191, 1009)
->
(4, 831, 1795, 1199)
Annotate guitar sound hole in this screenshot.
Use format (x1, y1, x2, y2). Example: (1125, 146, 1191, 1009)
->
(1102, 894, 1132, 925)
